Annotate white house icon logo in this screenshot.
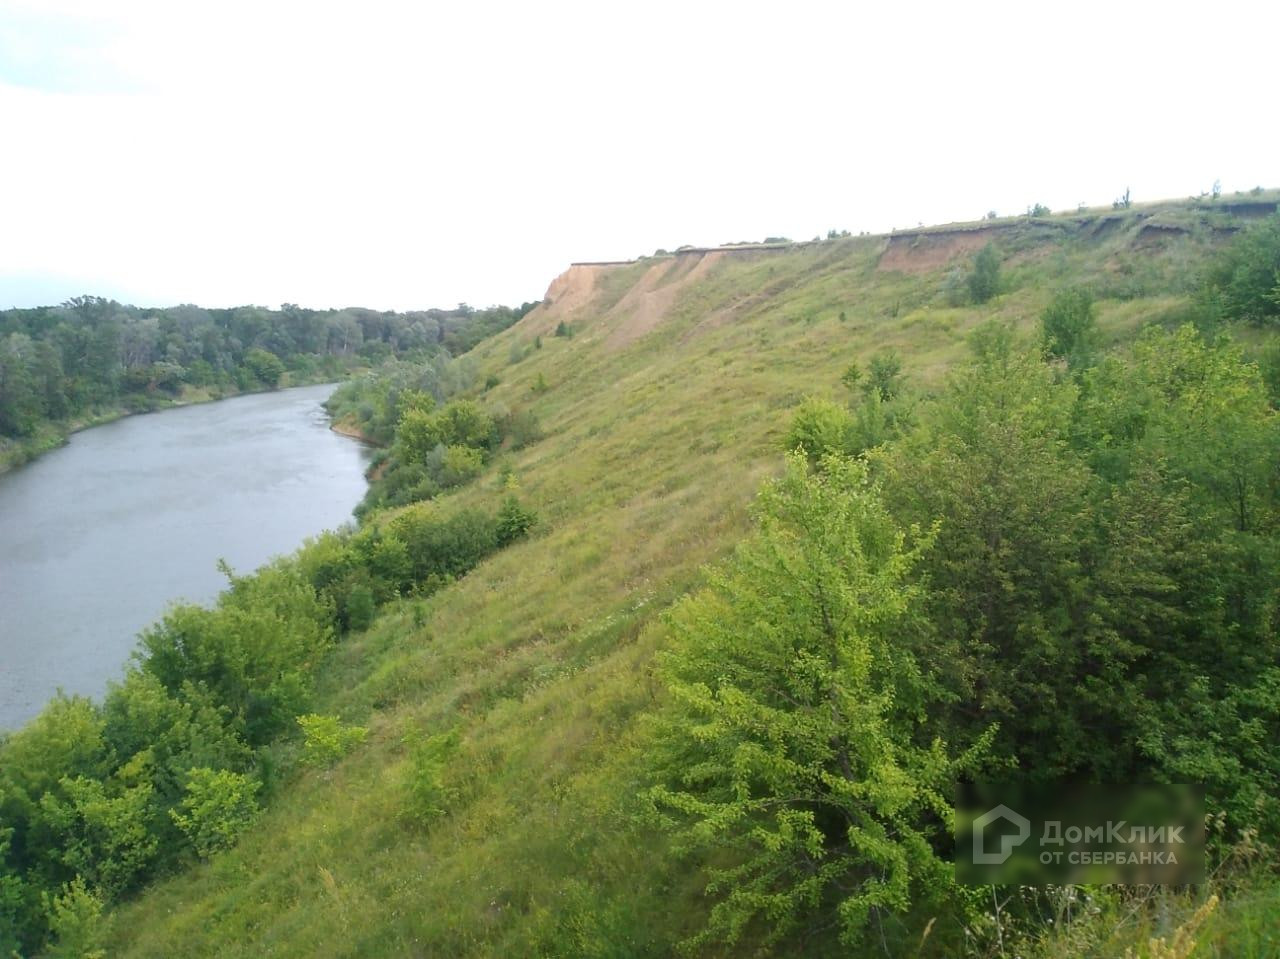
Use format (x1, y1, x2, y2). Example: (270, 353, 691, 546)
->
(972, 805, 1031, 865)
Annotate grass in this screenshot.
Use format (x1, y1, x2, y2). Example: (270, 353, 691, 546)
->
(104, 200, 1277, 957)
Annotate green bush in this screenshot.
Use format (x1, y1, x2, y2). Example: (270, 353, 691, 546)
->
(1040, 287, 1099, 368)
(170, 768, 260, 858)
(495, 496, 537, 546)
(644, 454, 986, 951)
(784, 396, 855, 464)
(439, 445, 485, 487)
(403, 731, 458, 826)
(967, 243, 1001, 304)
(1202, 213, 1280, 326)
(137, 563, 334, 746)
(242, 348, 285, 388)
(42, 877, 109, 959)
(296, 715, 368, 768)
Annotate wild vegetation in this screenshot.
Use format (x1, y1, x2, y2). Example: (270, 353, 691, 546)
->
(0, 297, 535, 471)
(0, 467, 536, 955)
(1, 196, 1278, 957)
(325, 361, 544, 518)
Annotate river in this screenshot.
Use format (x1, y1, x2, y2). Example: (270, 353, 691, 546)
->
(0, 383, 371, 731)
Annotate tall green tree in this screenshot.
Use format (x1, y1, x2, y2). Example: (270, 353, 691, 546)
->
(1040, 287, 1099, 369)
(967, 244, 1001, 304)
(645, 454, 985, 951)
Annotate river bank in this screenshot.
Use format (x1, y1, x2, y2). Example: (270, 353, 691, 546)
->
(0, 371, 358, 476)
(0, 382, 372, 730)
(327, 415, 382, 446)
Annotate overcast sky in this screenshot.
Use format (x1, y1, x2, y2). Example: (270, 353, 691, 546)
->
(1, 0, 1276, 312)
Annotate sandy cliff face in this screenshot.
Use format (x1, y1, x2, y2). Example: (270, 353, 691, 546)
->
(520, 262, 608, 336)
(518, 251, 726, 350)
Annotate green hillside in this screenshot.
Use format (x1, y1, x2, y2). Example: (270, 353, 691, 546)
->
(13, 195, 1280, 957)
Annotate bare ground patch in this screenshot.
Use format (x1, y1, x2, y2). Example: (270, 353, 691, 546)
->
(604, 252, 724, 350)
(876, 226, 1009, 273)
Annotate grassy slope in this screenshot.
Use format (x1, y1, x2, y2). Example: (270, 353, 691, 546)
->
(105, 198, 1276, 957)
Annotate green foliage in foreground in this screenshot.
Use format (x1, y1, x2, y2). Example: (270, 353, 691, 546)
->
(652, 321, 1278, 951)
(644, 455, 990, 951)
(13, 205, 1280, 957)
(0, 488, 538, 956)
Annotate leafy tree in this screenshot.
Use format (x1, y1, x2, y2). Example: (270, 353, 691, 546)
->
(0, 827, 30, 955)
(784, 397, 854, 464)
(395, 407, 443, 466)
(839, 361, 862, 393)
(242, 347, 285, 387)
(387, 505, 500, 582)
(645, 454, 987, 951)
(866, 350, 903, 401)
(169, 768, 260, 858)
(42, 876, 109, 959)
(495, 496, 537, 546)
(396, 400, 497, 468)
(967, 244, 1001, 304)
(1040, 287, 1099, 369)
(38, 772, 158, 898)
(1201, 213, 1280, 326)
(438, 445, 485, 487)
(138, 564, 334, 745)
(434, 400, 497, 449)
(875, 323, 1101, 777)
(100, 671, 252, 806)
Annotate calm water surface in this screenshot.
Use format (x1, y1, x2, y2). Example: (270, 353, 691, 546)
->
(0, 383, 371, 730)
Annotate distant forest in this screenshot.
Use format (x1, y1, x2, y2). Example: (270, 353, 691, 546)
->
(0, 297, 539, 442)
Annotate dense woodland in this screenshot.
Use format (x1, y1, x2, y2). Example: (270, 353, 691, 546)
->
(0, 296, 537, 467)
(1, 213, 1278, 956)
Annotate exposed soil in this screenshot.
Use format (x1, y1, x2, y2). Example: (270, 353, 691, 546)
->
(1219, 200, 1278, 218)
(521, 263, 610, 336)
(876, 225, 1011, 273)
(1084, 215, 1126, 241)
(1134, 221, 1189, 250)
(329, 416, 380, 446)
(605, 251, 723, 350)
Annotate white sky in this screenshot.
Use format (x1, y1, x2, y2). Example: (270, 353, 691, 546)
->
(1, 0, 1276, 311)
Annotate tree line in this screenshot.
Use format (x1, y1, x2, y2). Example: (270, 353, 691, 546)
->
(0, 296, 539, 455)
